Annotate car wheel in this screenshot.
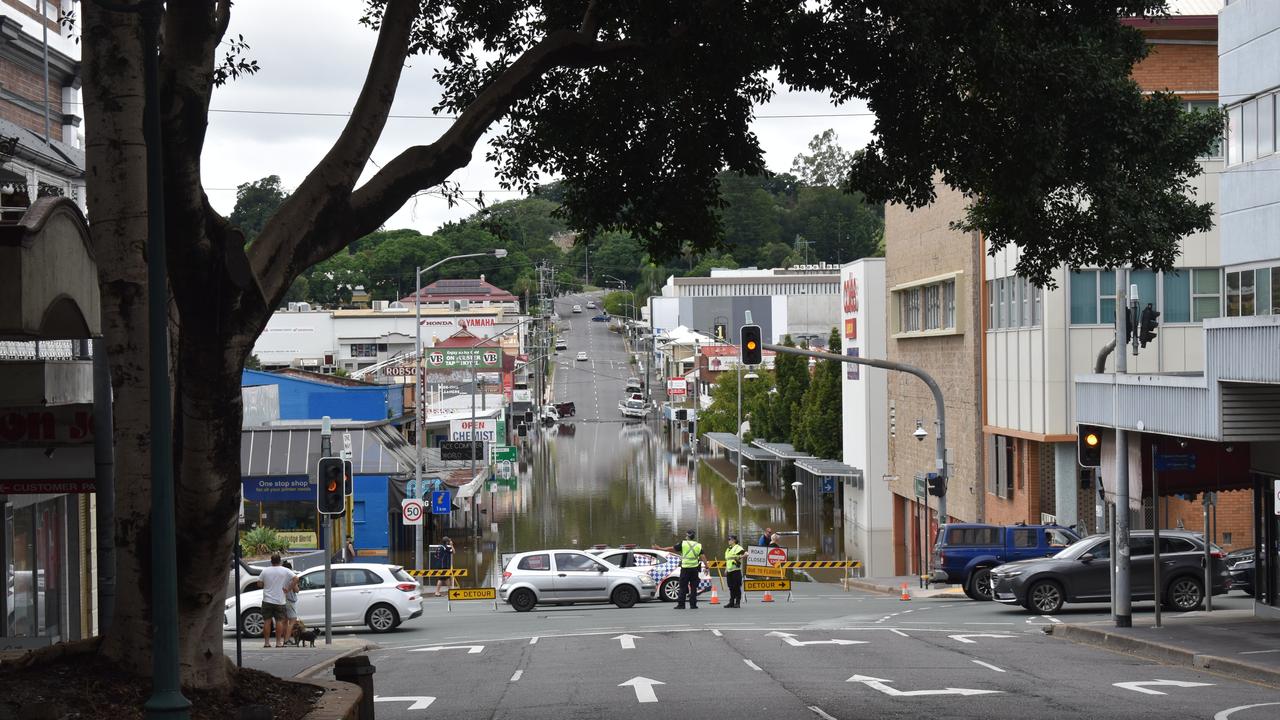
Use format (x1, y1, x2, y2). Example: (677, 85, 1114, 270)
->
(660, 578, 680, 602)
(365, 603, 400, 633)
(509, 588, 537, 612)
(1026, 580, 1065, 614)
(1166, 576, 1204, 611)
(612, 585, 639, 609)
(240, 609, 264, 638)
(965, 567, 994, 601)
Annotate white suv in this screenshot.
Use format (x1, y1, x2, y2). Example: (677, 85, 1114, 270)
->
(224, 563, 423, 636)
(500, 550, 656, 611)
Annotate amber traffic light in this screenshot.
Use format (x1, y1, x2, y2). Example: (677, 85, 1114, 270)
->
(740, 324, 762, 365)
(1077, 426, 1102, 468)
(317, 457, 346, 515)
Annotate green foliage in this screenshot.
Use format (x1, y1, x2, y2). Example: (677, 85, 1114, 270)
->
(240, 526, 290, 557)
(230, 175, 288, 243)
(244, 354, 262, 370)
(687, 252, 737, 278)
(602, 290, 634, 316)
(698, 368, 776, 441)
(793, 329, 842, 459)
(791, 129, 855, 187)
(759, 335, 810, 443)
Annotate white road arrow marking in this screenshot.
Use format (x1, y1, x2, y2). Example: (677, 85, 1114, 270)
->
(948, 633, 1016, 644)
(613, 633, 642, 649)
(410, 645, 484, 654)
(374, 696, 436, 711)
(767, 631, 867, 647)
(847, 675, 1002, 697)
(619, 676, 664, 703)
(1216, 702, 1280, 720)
(1113, 679, 1215, 695)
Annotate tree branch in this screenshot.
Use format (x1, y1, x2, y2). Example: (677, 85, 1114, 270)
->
(346, 30, 647, 241)
(246, 0, 418, 302)
(580, 0, 602, 35)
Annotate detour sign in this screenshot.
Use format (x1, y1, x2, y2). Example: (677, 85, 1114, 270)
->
(744, 579, 791, 592)
(448, 587, 497, 601)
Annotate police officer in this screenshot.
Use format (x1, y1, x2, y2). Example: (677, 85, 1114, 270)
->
(655, 529, 706, 609)
(723, 534, 745, 609)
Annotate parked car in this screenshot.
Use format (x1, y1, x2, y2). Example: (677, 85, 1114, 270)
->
(591, 313, 610, 322)
(990, 530, 1230, 614)
(500, 549, 656, 611)
(227, 557, 264, 597)
(555, 339, 568, 351)
(572, 305, 583, 313)
(553, 401, 576, 418)
(625, 377, 643, 394)
(931, 523, 1080, 600)
(224, 563, 422, 636)
(1227, 547, 1255, 595)
(587, 547, 712, 602)
(576, 351, 589, 361)
(585, 301, 597, 309)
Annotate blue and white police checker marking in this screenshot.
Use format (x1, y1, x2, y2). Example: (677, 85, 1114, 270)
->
(821, 477, 836, 493)
(431, 490, 452, 515)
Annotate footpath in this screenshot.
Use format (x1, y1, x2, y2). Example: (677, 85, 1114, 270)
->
(229, 636, 376, 680)
(845, 575, 966, 598)
(1049, 608, 1280, 687)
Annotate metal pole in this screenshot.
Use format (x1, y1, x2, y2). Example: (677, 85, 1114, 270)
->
(736, 360, 744, 539)
(321, 417, 333, 645)
(1114, 269, 1132, 627)
(1153, 443, 1162, 628)
(139, 2, 189, 714)
(92, 340, 116, 632)
(471, 366, 478, 537)
(415, 267, 424, 571)
(233, 540, 242, 668)
(1204, 493, 1214, 613)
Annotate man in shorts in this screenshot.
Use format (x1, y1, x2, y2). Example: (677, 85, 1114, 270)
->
(258, 553, 294, 648)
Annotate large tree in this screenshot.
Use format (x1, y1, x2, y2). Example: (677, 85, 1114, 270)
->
(81, 0, 1217, 688)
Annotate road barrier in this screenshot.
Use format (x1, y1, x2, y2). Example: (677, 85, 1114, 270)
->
(408, 568, 468, 578)
(699, 560, 861, 602)
(705, 560, 860, 569)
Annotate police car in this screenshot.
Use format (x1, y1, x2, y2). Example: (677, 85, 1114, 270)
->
(587, 545, 713, 602)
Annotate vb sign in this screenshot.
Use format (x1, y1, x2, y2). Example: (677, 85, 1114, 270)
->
(449, 418, 498, 443)
(401, 498, 424, 526)
(667, 378, 688, 396)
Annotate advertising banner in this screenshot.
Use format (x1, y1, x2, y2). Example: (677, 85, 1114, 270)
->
(424, 347, 501, 369)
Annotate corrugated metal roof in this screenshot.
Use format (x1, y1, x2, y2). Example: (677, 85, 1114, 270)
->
(1167, 0, 1223, 16)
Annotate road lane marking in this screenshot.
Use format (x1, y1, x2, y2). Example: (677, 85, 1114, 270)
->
(510, 670, 523, 682)
(768, 632, 867, 647)
(889, 629, 909, 638)
(847, 674, 1001, 697)
(809, 706, 838, 720)
(948, 633, 1015, 644)
(1216, 703, 1280, 720)
(410, 645, 484, 654)
(619, 676, 663, 703)
(744, 659, 762, 671)
(529, 637, 538, 645)
(613, 633, 642, 649)
(963, 622, 1016, 626)
(1239, 649, 1280, 655)
(971, 660, 1006, 673)
(374, 696, 436, 711)
(711, 629, 723, 637)
(1114, 679, 1215, 695)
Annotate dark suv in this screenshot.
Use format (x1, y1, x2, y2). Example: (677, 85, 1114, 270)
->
(931, 523, 1080, 600)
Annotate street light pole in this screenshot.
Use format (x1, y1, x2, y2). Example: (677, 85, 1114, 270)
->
(792, 481, 803, 555)
(415, 250, 507, 571)
(736, 358, 744, 539)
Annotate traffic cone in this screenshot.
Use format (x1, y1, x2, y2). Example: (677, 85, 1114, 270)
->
(761, 589, 774, 603)
(710, 585, 720, 605)
(900, 582, 911, 601)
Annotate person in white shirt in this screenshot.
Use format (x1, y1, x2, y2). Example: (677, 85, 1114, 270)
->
(258, 554, 295, 648)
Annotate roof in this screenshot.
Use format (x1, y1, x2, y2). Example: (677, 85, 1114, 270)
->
(257, 367, 383, 388)
(795, 457, 863, 480)
(400, 277, 518, 305)
(751, 441, 812, 460)
(671, 274, 838, 286)
(705, 432, 777, 462)
(240, 422, 414, 476)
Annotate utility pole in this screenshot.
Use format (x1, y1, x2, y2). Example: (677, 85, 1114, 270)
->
(320, 416, 334, 645)
(1113, 269, 1132, 628)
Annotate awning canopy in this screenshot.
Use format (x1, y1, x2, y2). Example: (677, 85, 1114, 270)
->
(795, 457, 864, 488)
(705, 432, 776, 462)
(240, 421, 416, 476)
(751, 441, 811, 460)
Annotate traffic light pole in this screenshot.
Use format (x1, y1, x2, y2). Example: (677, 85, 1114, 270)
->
(321, 417, 333, 645)
(760, 343, 949, 523)
(1113, 270, 1132, 628)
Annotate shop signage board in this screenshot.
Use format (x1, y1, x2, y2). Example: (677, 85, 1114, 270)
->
(1155, 453, 1197, 472)
(449, 418, 498, 442)
(0, 405, 94, 446)
(439, 440, 482, 461)
(424, 348, 502, 369)
(667, 378, 687, 396)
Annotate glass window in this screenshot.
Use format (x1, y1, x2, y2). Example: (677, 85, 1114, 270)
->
(1130, 536, 1154, 556)
(601, 552, 626, 567)
(1045, 529, 1075, 548)
(1227, 105, 1243, 165)
(1193, 269, 1222, 321)
(1087, 539, 1111, 560)
(944, 279, 956, 328)
(555, 552, 605, 572)
(517, 553, 551, 571)
(333, 569, 378, 587)
(945, 527, 1001, 546)
(996, 279, 1007, 328)
(1273, 267, 1280, 314)
(1242, 269, 1256, 315)
(1244, 99, 1259, 162)
(924, 284, 942, 330)
(1020, 278, 1031, 326)
(1131, 270, 1158, 311)
(987, 280, 996, 330)
(1227, 271, 1241, 317)
(1013, 529, 1037, 548)
(1261, 95, 1276, 157)
(1031, 282, 1042, 326)
(298, 571, 327, 591)
(1160, 537, 1198, 554)
(1098, 270, 1116, 325)
(1258, 268, 1271, 316)
(1163, 270, 1191, 323)
(1070, 271, 1097, 324)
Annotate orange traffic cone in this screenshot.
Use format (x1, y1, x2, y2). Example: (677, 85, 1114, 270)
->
(710, 585, 720, 605)
(900, 582, 911, 601)
(761, 589, 774, 603)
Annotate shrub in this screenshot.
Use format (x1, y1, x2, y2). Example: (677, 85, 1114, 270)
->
(241, 526, 291, 557)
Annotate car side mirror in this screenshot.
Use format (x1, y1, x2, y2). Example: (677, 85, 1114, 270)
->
(1080, 553, 1095, 563)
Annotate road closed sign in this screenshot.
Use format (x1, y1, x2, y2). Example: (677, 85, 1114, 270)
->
(401, 498, 424, 526)
(747, 546, 787, 578)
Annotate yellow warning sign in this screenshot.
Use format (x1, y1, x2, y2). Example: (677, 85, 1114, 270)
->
(744, 579, 791, 592)
(448, 587, 497, 601)
(408, 568, 468, 578)
(746, 564, 786, 578)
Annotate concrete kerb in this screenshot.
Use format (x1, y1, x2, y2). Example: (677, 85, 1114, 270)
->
(295, 641, 380, 681)
(1048, 624, 1280, 688)
(844, 577, 968, 599)
(298, 678, 363, 720)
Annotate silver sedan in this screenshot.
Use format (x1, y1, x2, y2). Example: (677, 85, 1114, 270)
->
(500, 549, 656, 612)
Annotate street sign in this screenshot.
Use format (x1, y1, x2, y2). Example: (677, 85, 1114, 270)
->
(1155, 453, 1197, 472)
(746, 564, 786, 578)
(430, 490, 452, 515)
(666, 377, 687, 396)
(448, 587, 497, 601)
(744, 579, 791, 592)
(495, 460, 514, 480)
(401, 498, 424, 526)
(492, 445, 517, 463)
(821, 477, 836, 493)
(767, 547, 788, 566)
(440, 440, 482, 461)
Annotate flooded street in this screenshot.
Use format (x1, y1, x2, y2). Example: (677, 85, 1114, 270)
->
(451, 294, 853, 587)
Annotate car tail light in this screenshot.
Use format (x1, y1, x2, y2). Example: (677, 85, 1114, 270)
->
(1210, 550, 1225, 559)
(396, 583, 418, 593)
(503, 571, 512, 580)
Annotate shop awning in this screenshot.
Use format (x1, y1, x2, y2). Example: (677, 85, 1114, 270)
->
(795, 458, 864, 488)
(751, 441, 812, 461)
(705, 432, 775, 462)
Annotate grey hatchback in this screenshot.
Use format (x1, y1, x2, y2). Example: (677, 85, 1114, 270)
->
(500, 549, 657, 612)
(990, 530, 1230, 614)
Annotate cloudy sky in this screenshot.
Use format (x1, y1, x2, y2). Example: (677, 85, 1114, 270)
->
(200, 1, 875, 234)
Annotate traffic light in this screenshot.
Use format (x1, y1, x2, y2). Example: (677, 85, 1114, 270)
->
(926, 473, 946, 497)
(316, 457, 345, 515)
(343, 459, 353, 496)
(1125, 306, 1137, 344)
(1139, 303, 1160, 347)
(1077, 425, 1102, 468)
(524, 409, 534, 424)
(517, 422, 528, 438)
(740, 324, 762, 365)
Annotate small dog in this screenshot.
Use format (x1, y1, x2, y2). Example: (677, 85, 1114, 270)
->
(290, 620, 316, 648)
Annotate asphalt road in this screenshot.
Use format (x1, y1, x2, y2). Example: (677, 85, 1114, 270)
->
(354, 587, 1278, 720)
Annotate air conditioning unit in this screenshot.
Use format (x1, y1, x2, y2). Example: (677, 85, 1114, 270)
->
(372, 300, 388, 311)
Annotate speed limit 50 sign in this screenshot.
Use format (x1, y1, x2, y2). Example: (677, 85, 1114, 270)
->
(401, 498, 424, 526)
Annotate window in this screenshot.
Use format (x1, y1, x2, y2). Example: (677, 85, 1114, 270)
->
(1160, 537, 1198, 554)
(1086, 539, 1111, 560)
(1129, 537, 1154, 557)
(1073, 268, 1220, 325)
(350, 343, 378, 358)
(996, 278, 1007, 328)
(1045, 529, 1075, 548)
(1227, 270, 1241, 316)
(1098, 270, 1116, 324)
(945, 527, 1001, 546)
(1070, 271, 1098, 324)
(900, 287, 921, 332)
(1163, 271, 1191, 323)
(944, 280, 957, 328)
(896, 278, 957, 334)
(1227, 104, 1243, 164)
(1188, 100, 1223, 158)
(923, 284, 942, 330)
(987, 435, 1015, 499)
(298, 571, 327, 591)
(1225, 267, 1277, 317)
(1261, 95, 1276, 157)
(1244, 99, 1259, 162)
(1013, 529, 1037, 548)
(333, 569, 379, 587)
(987, 276, 1041, 330)
(517, 553, 550, 571)
(1193, 269, 1222, 321)
(555, 553, 605, 573)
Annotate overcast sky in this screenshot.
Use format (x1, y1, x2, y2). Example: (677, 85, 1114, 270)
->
(200, 1, 875, 235)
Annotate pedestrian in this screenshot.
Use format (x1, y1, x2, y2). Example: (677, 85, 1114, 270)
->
(768, 532, 782, 548)
(258, 553, 293, 648)
(758, 527, 774, 547)
(654, 529, 706, 609)
(281, 560, 299, 644)
(344, 539, 356, 562)
(434, 536, 455, 597)
(723, 533, 745, 609)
